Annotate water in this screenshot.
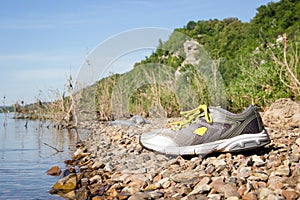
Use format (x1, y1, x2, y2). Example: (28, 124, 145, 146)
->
(0, 113, 87, 200)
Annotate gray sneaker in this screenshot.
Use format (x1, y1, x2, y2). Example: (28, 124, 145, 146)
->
(139, 105, 270, 155)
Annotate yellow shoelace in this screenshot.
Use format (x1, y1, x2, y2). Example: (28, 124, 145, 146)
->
(170, 105, 213, 135)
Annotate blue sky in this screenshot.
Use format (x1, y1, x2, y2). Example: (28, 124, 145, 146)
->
(0, 0, 276, 105)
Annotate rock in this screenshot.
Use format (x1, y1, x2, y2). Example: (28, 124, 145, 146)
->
(182, 40, 201, 66)
(207, 193, 222, 200)
(296, 138, 300, 147)
(59, 190, 76, 199)
(170, 172, 198, 183)
(48, 110, 300, 200)
(161, 180, 171, 189)
(128, 192, 151, 200)
(223, 183, 240, 198)
(282, 190, 299, 200)
(212, 159, 226, 171)
(242, 192, 258, 200)
(227, 197, 239, 200)
(122, 180, 144, 194)
(144, 183, 161, 191)
(53, 173, 77, 191)
(79, 178, 88, 188)
(189, 183, 211, 195)
(267, 176, 285, 190)
(182, 194, 208, 200)
(104, 162, 114, 172)
(46, 166, 61, 176)
(238, 167, 252, 179)
(92, 159, 104, 170)
(73, 148, 84, 159)
(258, 188, 275, 200)
(91, 196, 103, 200)
(210, 181, 225, 193)
(188, 176, 211, 195)
(263, 98, 300, 128)
(130, 115, 149, 125)
(89, 175, 101, 184)
(210, 181, 240, 198)
(76, 186, 91, 200)
(117, 193, 131, 200)
(148, 191, 164, 199)
(252, 155, 265, 167)
(177, 186, 193, 196)
(205, 165, 215, 174)
(237, 185, 247, 196)
(274, 165, 290, 176)
(250, 171, 269, 181)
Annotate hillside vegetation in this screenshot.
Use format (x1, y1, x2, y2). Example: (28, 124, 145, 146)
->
(13, 0, 300, 124)
(94, 0, 299, 119)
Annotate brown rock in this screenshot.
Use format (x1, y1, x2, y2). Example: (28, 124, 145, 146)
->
(53, 173, 77, 191)
(46, 166, 61, 176)
(178, 186, 193, 196)
(210, 181, 240, 198)
(223, 183, 241, 198)
(268, 180, 284, 191)
(144, 183, 161, 191)
(117, 193, 131, 200)
(263, 98, 300, 129)
(242, 192, 257, 200)
(282, 190, 299, 200)
(92, 196, 103, 200)
(238, 185, 247, 196)
(122, 180, 144, 194)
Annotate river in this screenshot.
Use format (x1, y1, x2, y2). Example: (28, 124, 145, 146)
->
(0, 113, 87, 200)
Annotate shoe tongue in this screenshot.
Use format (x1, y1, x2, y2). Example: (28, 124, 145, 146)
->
(208, 106, 228, 123)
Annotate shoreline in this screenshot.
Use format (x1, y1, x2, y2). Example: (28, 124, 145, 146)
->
(49, 114, 300, 200)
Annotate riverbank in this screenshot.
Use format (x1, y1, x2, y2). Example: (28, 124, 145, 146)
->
(50, 99, 300, 199)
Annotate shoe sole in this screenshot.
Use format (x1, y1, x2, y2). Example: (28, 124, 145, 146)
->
(140, 129, 270, 156)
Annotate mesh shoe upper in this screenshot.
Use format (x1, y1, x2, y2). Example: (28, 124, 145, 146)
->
(139, 105, 269, 155)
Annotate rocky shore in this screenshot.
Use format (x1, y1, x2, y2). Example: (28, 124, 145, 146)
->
(49, 98, 300, 200)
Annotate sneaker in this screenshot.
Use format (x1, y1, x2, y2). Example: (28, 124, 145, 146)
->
(139, 105, 270, 155)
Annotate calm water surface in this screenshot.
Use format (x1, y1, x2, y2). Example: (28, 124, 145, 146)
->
(0, 113, 87, 200)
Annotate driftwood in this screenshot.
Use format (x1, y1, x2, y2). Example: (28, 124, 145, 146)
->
(44, 143, 63, 152)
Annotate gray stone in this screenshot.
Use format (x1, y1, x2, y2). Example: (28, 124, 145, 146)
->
(274, 165, 290, 176)
(238, 167, 252, 178)
(171, 172, 198, 183)
(207, 194, 222, 200)
(252, 155, 265, 167)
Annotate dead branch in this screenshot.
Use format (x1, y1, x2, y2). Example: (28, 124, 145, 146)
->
(44, 142, 63, 152)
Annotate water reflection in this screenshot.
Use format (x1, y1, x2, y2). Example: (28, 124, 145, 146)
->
(0, 114, 87, 199)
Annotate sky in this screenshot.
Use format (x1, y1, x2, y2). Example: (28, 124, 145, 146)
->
(0, 0, 276, 105)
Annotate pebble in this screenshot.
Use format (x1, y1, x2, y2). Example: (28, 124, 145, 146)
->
(46, 166, 61, 176)
(170, 171, 198, 183)
(49, 116, 300, 200)
(282, 189, 299, 200)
